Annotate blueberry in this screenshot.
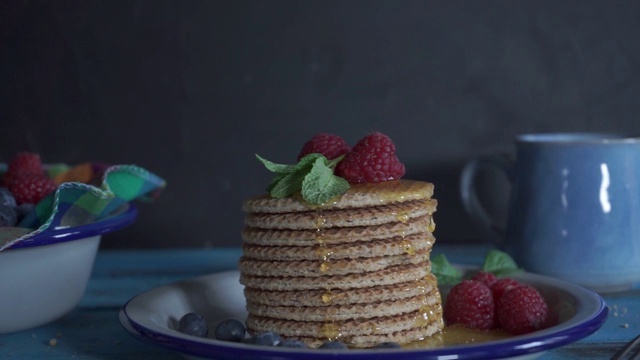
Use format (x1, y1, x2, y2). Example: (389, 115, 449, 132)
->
(214, 318, 246, 342)
(278, 339, 308, 348)
(0, 205, 17, 227)
(0, 188, 16, 208)
(319, 341, 348, 349)
(375, 342, 401, 349)
(251, 331, 281, 346)
(178, 312, 208, 337)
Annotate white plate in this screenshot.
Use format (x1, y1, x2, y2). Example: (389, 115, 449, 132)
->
(119, 269, 607, 360)
(0, 203, 138, 334)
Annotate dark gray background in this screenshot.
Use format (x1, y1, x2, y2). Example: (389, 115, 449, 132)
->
(2, 0, 639, 248)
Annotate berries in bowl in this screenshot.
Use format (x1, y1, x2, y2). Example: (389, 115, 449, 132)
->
(0, 152, 165, 334)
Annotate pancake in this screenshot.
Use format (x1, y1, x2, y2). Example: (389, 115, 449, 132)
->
(243, 275, 438, 307)
(239, 178, 443, 348)
(246, 303, 444, 348)
(244, 199, 436, 230)
(241, 233, 434, 261)
(239, 262, 431, 291)
(241, 215, 435, 247)
(239, 250, 430, 277)
(242, 179, 434, 214)
(246, 291, 439, 322)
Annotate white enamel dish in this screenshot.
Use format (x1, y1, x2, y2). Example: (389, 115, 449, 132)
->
(0, 204, 138, 334)
(120, 269, 608, 360)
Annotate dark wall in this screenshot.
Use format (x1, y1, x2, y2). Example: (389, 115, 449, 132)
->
(2, 0, 639, 248)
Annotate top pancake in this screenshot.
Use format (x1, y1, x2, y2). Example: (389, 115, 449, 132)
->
(242, 179, 434, 214)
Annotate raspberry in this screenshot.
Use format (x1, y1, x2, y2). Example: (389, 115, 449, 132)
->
(335, 132, 405, 184)
(8, 173, 56, 205)
(3, 152, 44, 186)
(471, 271, 498, 287)
(490, 278, 521, 303)
(496, 285, 549, 335)
(444, 280, 496, 330)
(297, 133, 350, 161)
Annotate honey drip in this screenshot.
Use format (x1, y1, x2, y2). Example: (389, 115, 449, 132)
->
(423, 274, 437, 289)
(321, 290, 334, 304)
(395, 211, 410, 223)
(415, 301, 442, 327)
(427, 217, 436, 232)
(315, 230, 327, 246)
(315, 213, 328, 229)
(413, 279, 430, 294)
(369, 323, 382, 334)
(400, 239, 416, 255)
(320, 323, 342, 341)
(320, 262, 330, 273)
(315, 247, 334, 261)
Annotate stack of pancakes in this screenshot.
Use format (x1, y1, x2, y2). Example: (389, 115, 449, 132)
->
(239, 179, 443, 348)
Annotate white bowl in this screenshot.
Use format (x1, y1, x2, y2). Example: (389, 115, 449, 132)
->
(0, 204, 137, 334)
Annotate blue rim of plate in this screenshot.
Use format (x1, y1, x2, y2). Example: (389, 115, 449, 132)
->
(6, 203, 138, 250)
(119, 270, 609, 360)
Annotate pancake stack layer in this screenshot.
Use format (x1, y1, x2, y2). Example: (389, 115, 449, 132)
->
(240, 179, 444, 348)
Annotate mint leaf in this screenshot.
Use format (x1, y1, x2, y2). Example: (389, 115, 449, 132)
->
(255, 154, 297, 174)
(326, 154, 345, 169)
(256, 153, 351, 204)
(302, 157, 350, 204)
(266, 173, 288, 192)
(294, 153, 325, 172)
(432, 254, 462, 286)
(482, 250, 523, 276)
(270, 171, 307, 198)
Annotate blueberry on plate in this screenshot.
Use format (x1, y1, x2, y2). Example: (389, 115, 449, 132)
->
(375, 341, 402, 349)
(178, 312, 208, 337)
(278, 339, 308, 348)
(0, 205, 17, 227)
(0, 188, 16, 208)
(214, 319, 246, 342)
(319, 341, 348, 349)
(251, 331, 281, 346)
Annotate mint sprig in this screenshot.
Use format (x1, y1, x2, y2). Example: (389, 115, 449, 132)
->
(256, 153, 350, 205)
(481, 250, 523, 277)
(433, 250, 523, 288)
(432, 254, 463, 286)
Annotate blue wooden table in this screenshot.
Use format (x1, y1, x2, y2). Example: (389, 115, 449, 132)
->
(0, 243, 637, 359)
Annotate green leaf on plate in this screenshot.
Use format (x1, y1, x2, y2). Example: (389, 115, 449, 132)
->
(432, 253, 463, 286)
(482, 250, 523, 276)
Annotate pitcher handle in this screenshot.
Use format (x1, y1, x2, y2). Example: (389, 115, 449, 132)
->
(459, 154, 513, 247)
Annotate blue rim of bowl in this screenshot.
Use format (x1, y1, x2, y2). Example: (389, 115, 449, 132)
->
(7, 203, 138, 250)
(119, 271, 609, 360)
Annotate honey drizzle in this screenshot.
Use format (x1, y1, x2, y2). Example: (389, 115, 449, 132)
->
(315, 247, 334, 261)
(320, 322, 342, 341)
(295, 180, 441, 346)
(399, 239, 416, 255)
(427, 217, 436, 232)
(369, 322, 382, 335)
(415, 295, 443, 328)
(321, 290, 334, 304)
(395, 211, 411, 223)
(314, 211, 331, 273)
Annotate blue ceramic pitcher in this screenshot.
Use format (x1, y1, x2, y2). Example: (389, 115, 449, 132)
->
(461, 133, 640, 292)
